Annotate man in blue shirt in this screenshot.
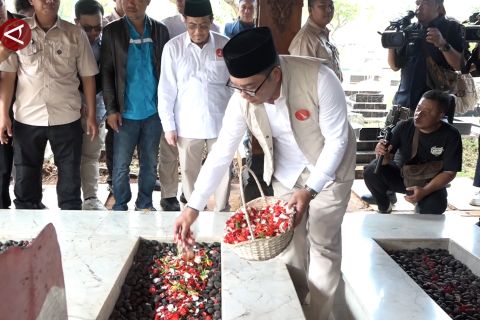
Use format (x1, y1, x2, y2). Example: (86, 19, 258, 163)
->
(224, 0, 255, 38)
(102, 0, 169, 211)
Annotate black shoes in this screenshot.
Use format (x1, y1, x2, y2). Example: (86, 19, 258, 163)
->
(160, 197, 180, 211)
(179, 193, 187, 205)
(361, 191, 397, 205)
(154, 179, 161, 191)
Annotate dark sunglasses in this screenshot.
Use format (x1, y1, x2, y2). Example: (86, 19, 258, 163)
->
(82, 25, 102, 33)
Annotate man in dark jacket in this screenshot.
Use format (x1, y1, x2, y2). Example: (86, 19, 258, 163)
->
(101, 0, 169, 211)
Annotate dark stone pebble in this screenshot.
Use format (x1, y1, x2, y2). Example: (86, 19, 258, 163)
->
(109, 241, 221, 319)
(388, 248, 480, 319)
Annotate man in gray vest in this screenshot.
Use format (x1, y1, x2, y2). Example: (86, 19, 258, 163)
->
(173, 27, 356, 320)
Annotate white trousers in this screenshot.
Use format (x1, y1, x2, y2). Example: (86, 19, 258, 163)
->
(274, 169, 352, 320)
(177, 137, 230, 211)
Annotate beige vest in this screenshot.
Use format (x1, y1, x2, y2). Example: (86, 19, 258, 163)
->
(241, 55, 356, 185)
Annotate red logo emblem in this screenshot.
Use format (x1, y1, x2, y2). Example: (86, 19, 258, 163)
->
(0, 19, 32, 51)
(216, 48, 223, 58)
(295, 109, 310, 121)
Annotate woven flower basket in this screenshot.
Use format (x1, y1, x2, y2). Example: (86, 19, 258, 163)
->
(224, 165, 295, 261)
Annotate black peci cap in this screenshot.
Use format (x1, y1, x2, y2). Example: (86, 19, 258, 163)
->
(184, 0, 213, 17)
(222, 27, 277, 78)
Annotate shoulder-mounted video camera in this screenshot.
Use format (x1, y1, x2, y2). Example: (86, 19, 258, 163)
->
(380, 11, 425, 49)
(463, 12, 480, 43)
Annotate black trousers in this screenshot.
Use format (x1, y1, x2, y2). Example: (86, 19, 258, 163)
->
(242, 154, 273, 202)
(363, 160, 447, 214)
(105, 122, 114, 186)
(0, 139, 13, 209)
(13, 120, 83, 210)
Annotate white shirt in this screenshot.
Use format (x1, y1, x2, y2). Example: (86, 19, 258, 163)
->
(161, 14, 221, 39)
(188, 65, 349, 210)
(158, 32, 232, 139)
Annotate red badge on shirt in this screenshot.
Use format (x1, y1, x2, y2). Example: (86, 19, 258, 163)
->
(295, 109, 310, 121)
(216, 48, 223, 58)
(0, 19, 32, 51)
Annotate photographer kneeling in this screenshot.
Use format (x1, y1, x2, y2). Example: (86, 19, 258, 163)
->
(363, 90, 462, 214)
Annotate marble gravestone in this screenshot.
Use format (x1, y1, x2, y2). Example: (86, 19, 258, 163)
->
(0, 223, 67, 320)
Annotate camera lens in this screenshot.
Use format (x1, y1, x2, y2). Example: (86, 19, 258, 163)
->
(381, 31, 406, 48)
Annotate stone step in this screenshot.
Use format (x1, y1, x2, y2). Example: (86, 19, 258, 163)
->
(355, 164, 369, 179)
(349, 75, 381, 83)
(356, 151, 377, 164)
(354, 109, 389, 118)
(452, 120, 473, 135)
(344, 90, 380, 97)
(359, 127, 381, 141)
(349, 102, 388, 110)
(357, 140, 377, 151)
(350, 93, 384, 103)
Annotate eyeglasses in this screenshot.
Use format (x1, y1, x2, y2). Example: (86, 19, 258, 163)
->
(82, 25, 102, 33)
(226, 67, 274, 97)
(187, 23, 210, 31)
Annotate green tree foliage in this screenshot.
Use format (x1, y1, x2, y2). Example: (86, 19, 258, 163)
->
(330, 0, 359, 33)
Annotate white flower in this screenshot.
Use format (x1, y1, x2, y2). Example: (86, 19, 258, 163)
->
(194, 255, 202, 264)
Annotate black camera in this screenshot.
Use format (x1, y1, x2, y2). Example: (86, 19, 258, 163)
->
(465, 26, 480, 42)
(380, 11, 425, 48)
(463, 12, 480, 42)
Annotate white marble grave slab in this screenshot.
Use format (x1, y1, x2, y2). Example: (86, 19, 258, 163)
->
(337, 213, 480, 320)
(0, 210, 305, 320)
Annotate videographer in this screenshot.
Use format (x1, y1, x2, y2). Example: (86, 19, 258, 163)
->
(388, 0, 465, 112)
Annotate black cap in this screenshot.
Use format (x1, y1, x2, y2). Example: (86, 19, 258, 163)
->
(184, 0, 213, 17)
(223, 27, 277, 78)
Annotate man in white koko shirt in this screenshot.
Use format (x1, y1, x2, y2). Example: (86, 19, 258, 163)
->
(174, 27, 356, 320)
(158, 0, 233, 212)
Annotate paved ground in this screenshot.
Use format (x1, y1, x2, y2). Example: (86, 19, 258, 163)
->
(7, 177, 480, 217)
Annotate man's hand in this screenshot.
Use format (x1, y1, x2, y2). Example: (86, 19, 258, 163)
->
(85, 115, 98, 141)
(426, 27, 447, 48)
(404, 186, 427, 203)
(375, 139, 392, 160)
(0, 116, 12, 144)
(287, 188, 311, 227)
(165, 130, 177, 146)
(107, 113, 122, 132)
(174, 206, 199, 249)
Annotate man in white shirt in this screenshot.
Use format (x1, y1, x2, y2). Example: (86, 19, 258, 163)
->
(158, 0, 232, 212)
(162, 0, 220, 39)
(157, 0, 222, 211)
(173, 27, 356, 320)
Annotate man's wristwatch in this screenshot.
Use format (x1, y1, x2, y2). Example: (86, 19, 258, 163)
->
(186, 205, 199, 213)
(304, 185, 319, 200)
(439, 43, 451, 52)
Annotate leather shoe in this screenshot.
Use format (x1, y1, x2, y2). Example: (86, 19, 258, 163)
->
(160, 197, 180, 211)
(361, 191, 397, 205)
(179, 192, 187, 204)
(154, 179, 161, 191)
